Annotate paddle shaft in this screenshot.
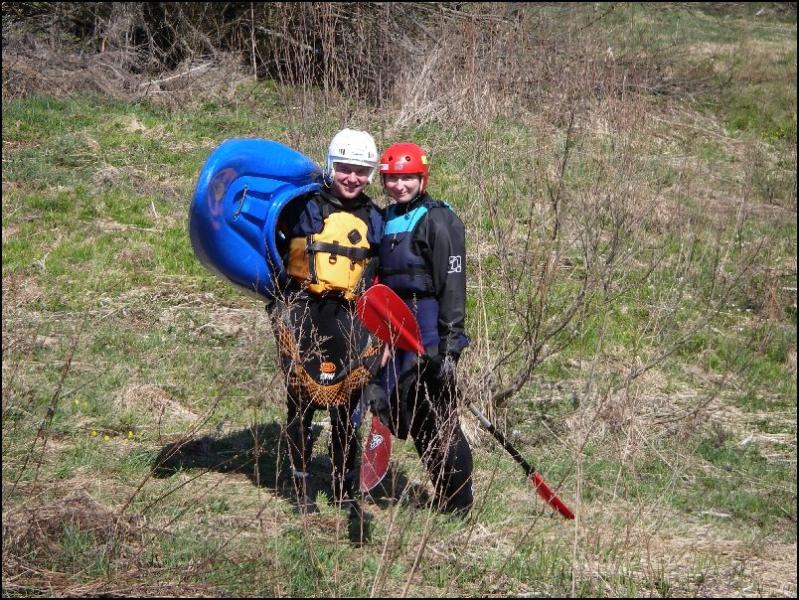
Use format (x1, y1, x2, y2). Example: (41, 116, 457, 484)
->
(465, 402, 534, 477)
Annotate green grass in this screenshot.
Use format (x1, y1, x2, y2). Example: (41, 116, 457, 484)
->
(56, 524, 112, 577)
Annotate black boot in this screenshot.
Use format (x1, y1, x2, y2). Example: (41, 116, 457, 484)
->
(346, 499, 372, 547)
(332, 471, 371, 546)
(331, 469, 361, 510)
(293, 472, 319, 515)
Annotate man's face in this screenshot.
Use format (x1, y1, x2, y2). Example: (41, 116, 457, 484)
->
(330, 162, 372, 200)
(383, 173, 422, 204)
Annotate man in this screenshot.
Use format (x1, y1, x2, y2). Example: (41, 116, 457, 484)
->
(270, 129, 384, 531)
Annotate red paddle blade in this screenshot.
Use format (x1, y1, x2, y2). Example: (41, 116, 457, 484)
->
(357, 284, 425, 354)
(531, 472, 575, 519)
(360, 416, 392, 493)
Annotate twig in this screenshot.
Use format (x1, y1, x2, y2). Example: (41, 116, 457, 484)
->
(137, 62, 212, 89)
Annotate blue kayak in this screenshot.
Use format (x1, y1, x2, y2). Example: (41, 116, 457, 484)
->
(188, 139, 322, 298)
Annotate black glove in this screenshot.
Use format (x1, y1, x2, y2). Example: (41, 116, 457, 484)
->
(363, 382, 391, 429)
(396, 353, 460, 400)
(419, 352, 458, 386)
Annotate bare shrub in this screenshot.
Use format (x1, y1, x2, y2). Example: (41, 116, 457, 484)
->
(3, 3, 679, 116)
(453, 61, 778, 467)
(381, 3, 693, 132)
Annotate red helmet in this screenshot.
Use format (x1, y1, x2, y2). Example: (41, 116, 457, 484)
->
(379, 142, 429, 193)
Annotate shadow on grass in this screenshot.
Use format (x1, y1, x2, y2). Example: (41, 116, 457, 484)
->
(150, 420, 431, 512)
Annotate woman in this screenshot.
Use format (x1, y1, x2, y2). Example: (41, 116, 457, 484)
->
(270, 128, 383, 525)
(369, 142, 473, 514)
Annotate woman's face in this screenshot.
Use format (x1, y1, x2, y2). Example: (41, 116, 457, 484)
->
(383, 173, 422, 203)
(330, 162, 372, 200)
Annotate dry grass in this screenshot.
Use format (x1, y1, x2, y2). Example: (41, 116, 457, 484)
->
(2, 28, 250, 110)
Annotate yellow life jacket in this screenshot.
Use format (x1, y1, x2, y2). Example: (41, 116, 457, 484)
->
(286, 210, 371, 300)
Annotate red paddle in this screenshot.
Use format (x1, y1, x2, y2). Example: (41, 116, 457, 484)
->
(356, 284, 575, 520)
(359, 415, 392, 493)
(357, 285, 427, 492)
(355, 286, 406, 493)
(357, 283, 425, 355)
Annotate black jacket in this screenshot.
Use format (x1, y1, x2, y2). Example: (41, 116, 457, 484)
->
(380, 193, 469, 357)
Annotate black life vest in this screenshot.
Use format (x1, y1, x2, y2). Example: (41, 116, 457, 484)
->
(378, 200, 441, 297)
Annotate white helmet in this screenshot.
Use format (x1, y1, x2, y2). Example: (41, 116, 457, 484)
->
(326, 128, 379, 183)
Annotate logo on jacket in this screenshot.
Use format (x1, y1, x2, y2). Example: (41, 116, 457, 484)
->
(448, 255, 462, 274)
(320, 361, 337, 383)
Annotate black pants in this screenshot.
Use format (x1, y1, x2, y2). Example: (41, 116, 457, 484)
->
(271, 291, 377, 497)
(410, 386, 473, 512)
(285, 393, 360, 498)
(395, 369, 474, 513)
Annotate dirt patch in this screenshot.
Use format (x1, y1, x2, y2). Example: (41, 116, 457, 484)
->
(3, 489, 143, 557)
(154, 300, 273, 344)
(197, 307, 270, 338)
(118, 243, 156, 266)
(688, 38, 794, 66)
(2, 272, 45, 308)
(2, 487, 227, 597)
(572, 503, 798, 596)
(91, 165, 184, 201)
(646, 529, 797, 597)
(92, 165, 147, 189)
(2, 139, 39, 155)
(123, 115, 147, 134)
(116, 383, 199, 422)
(787, 349, 797, 375)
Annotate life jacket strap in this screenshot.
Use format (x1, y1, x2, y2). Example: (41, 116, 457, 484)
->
(307, 242, 370, 261)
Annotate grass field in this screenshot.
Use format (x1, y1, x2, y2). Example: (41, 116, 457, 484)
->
(2, 3, 796, 597)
